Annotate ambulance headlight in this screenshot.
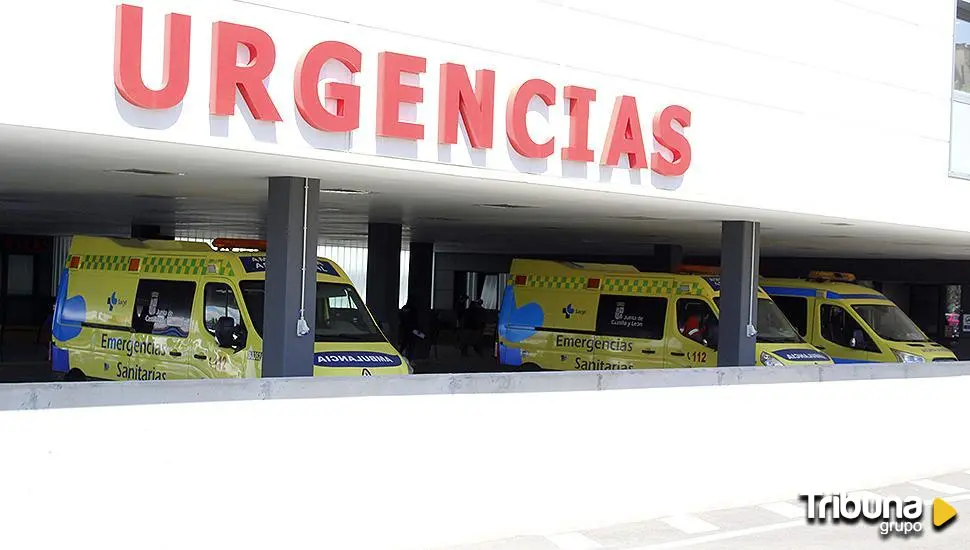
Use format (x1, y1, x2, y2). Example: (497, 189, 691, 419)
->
(892, 350, 925, 364)
(760, 351, 785, 367)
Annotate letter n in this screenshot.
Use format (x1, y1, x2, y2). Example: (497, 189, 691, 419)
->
(438, 63, 495, 149)
(114, 4, 191, 109)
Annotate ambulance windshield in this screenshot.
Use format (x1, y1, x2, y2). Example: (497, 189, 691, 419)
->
(238, 281, 385, 342)
(713, 298, 803, 343)
(852, 304, 928, 342)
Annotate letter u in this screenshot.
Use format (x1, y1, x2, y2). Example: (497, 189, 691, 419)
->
(114, 4, 191, 109)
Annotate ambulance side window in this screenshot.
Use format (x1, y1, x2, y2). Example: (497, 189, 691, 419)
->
(130, 279, 195, 338)
(820, 304, 878, 352)
(204, 283, 241, 335)
(772, 296, 808, 337)
(595, 295, 666, 340)
(676, 299, 716, 345)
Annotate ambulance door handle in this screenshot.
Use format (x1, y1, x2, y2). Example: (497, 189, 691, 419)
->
(671, 352, 686, 357)
(641, 350, 656, 355)
(194, 354, 207, 360)
(169, 351, 182, 357)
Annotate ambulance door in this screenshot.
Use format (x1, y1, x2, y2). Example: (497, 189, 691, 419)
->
(191, 280, 249, 379)
(128, 278, 195, 380)
(593, 294, 667, 369)
(815, 301, 878, 363)
(668, 297, 717, 368)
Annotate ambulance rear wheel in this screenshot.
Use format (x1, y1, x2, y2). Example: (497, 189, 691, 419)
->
(64, 368, 87, 382)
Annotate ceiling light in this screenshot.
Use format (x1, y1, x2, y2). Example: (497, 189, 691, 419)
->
(320, 188, 370, 195)
(107, 168, 185, 176)
(822, 222, 854, 227)
(616, 216, 667, 221)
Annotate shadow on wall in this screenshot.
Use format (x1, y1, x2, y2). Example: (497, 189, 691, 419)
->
(115, 92, 182, 130)
(438, 122, 487, 167)
(507, 94, 551, 174)
(210, 83, 278, 143)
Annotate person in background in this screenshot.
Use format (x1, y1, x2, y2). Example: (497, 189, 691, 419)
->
(459, 298, 486, 357)
(397, 302, 423, 360)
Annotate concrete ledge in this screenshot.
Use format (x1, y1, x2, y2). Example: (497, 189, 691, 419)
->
(3, 361, 970, 411)
(3, 364, 970, 549)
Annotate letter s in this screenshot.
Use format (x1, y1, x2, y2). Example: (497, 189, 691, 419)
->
(116, 362, 123, 377)
(651, 105, 692, 177)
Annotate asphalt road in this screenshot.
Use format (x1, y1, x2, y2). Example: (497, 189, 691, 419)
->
(438, 470, 970, 550)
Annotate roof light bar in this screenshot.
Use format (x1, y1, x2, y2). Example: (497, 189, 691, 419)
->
(212, 238, 267, 251)
(808, 270, 856, 282)
(678, 264, 720, 276)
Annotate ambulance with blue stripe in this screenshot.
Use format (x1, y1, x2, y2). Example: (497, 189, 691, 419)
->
(497, 259, 833, 370)
(51, 236, 409, 381)
(762, 272, 957, 364)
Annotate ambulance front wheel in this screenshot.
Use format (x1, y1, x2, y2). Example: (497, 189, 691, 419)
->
(64, 368, 87, 382)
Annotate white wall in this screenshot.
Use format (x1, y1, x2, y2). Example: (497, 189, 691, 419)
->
(1, 369, 970, 550)
(0, 0, 967, 231)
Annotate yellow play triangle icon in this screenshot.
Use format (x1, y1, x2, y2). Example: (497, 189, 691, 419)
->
(933, 498, 957, 528)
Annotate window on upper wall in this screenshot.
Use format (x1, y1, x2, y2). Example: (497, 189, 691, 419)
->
(955, 1, 970, 97)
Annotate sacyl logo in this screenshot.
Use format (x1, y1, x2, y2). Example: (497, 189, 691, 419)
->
(562, 304, 586, 319)
(106, 292, 128, 312)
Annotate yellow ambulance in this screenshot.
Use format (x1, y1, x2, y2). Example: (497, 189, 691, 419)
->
(497, 259, 833, 370)
(762, 272, 957, 364)
(51, 236, 409, 381)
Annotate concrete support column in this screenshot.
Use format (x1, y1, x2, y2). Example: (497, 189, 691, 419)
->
(718, 221, 760, 367)
(366, 223, 402, 339)
(407, 242, 434, 310)
(262, 176, 320, 378)
(654, 244, 683, 272)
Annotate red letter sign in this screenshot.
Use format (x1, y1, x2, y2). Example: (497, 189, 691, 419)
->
(438, 63, 496, 149)
(506, 79, 556, 158)
(376, 52, 426, 140)
(295, 41, 362, 132)
(210, 22, 281, 121)
(561, 86, 596, 162)
(601, 95, 647, 169)
(114, 4, 190, 110)
(652, 105, 692, 176)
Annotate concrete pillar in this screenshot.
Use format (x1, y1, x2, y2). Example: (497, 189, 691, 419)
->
(407, 241, 434, 310)
(654, 244, 683, 272)
(366, 223, 402, 339)
(262, 176, 320, 378)
(131, 224, 174, 240)
(718, 221, 760, 367)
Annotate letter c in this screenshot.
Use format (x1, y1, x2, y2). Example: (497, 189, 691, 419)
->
(506, 79, 556, 158)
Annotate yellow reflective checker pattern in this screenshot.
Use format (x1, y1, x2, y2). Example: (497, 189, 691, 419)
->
(528, 275, 588, 290)
(603, 278, 704, 296)
(79, 255, 131, 272)
(206, 259, 237, 277)
(143, 256, 208, 276)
